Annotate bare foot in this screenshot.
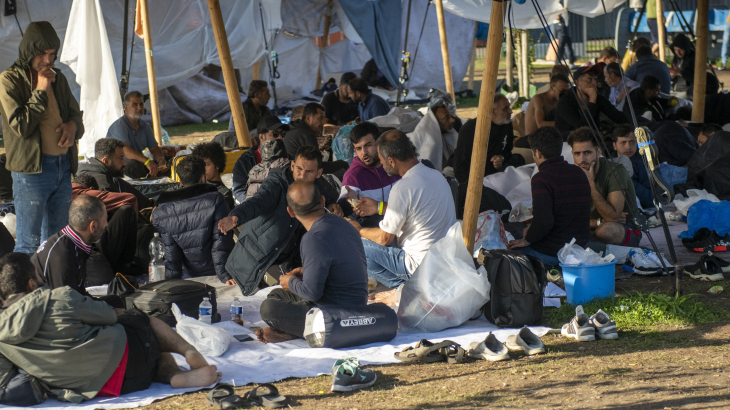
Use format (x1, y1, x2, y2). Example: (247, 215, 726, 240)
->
(183, 350, 209, 370)
(255, 327, 298, 344)
(170, 365, 220, 388)
(370, 289, 398, 306)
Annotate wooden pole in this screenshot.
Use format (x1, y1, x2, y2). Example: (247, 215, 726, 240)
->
(692, 0, 709, 122)
(656, 0, 665, 62)
(516, 31, 523, 96)
(521, 30, 529, 97)
(505, 28, 514, 90)
(435, 0, 456, 102)
(467, 22, 478, 91)
(315, 0, 333, 90)
(139, 0, 162, 145)
(207, 0, 251, 147)
(252, 60, 260, 81)
(462, 0, 505, 253)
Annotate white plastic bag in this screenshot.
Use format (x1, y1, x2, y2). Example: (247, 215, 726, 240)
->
(558, 238, 615, 266)
(172, 304, 230, 357)
(473, 210, 509, 257)
(0, 213, 16, 239)
(397, 222, 491, 333)
(674, 189, 720, 216)
(508, 201, 533, 222)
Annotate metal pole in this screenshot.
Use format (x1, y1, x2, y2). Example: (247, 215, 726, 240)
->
(396, 0, 414, 107)
(691, 0, 709, 122)
(139, 0, 163, 145)
(120, 0, 129, 99)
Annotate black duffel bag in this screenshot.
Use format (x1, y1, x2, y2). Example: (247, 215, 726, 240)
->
(303, 303, 398, 349)
(124, 279, 220, 326)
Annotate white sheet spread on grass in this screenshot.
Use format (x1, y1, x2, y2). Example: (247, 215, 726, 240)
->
(16, 281, 551, 410)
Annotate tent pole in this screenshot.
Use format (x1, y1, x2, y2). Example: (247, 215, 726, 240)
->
(139, 0, 162, 145)
(505, 28, 513, 90)
(315, 0, 333, 91)
(691, 0, 709, 122)
(207, 0, 252, 148)
(656, 0, 665, 61)
(515, 31, 523, 96)
(462, 0, 505, 253)
(252, 60, 260, 81)
(521, 30, 529, 97)
(120, 0, 129, 100)
(396, 0, 414, 107)
(467, 23, 478, 91)
(435, 0, 455, 102)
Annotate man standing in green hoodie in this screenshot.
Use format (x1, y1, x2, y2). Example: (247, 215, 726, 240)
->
(0, 22, 84, 255)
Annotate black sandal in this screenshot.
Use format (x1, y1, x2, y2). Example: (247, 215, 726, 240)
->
(207, 383, 244, 409)
(244, 383, 290, 408)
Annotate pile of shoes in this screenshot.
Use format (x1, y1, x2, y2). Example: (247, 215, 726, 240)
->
(393, 339, 466, 364)
(686, 251, 730, 282)
(682, 228, 730, 253)
(622, 249, 673, 276)
(467, 327, 545, 362)
(561, 306, 618, 341)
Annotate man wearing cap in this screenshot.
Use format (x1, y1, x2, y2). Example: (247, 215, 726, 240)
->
(320, 72, 359, 125)
(554, 65, 628, 139)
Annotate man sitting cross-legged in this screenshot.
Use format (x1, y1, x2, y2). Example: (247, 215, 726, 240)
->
(0, 252, 221, 402)
(257, 181, 368, 343)
(508, 127, 592, 266)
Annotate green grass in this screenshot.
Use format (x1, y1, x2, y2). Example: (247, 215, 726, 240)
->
(543, 291, 727, 330)
(165, 121, 228, 137)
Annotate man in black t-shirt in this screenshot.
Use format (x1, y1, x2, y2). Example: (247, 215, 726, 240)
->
(320, 72, 358, 125)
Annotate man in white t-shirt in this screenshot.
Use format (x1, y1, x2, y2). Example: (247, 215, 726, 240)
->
(348, 130, 456, 293)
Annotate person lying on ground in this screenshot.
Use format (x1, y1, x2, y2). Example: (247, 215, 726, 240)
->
(623, 75, 670, 122)
(348, 130, 455, 304)
(339, 121, 400, 228)
(508, 126, 591, 266)
(152, 156, 234, 285)
(612, 125, 654, 209)
(219, 147, 344, 295)
(569, 127, 642, 246)
(698, 123, 722, 147)
(523, 74, 570, 137)
(245, 139, 291, 200)
(228, 80, 271, 133)
(106, 91, 167, 179)
(555, 65, 629, 139)
(32, 195, 138, 296)
(77, 137, 155, 209)
(72, 174, 138, 214)
(348, 77, 391, 122)
(624, 45, 672, 94)
(257, 181, 368, 343)
(0, 252, 221, 403)
(321, 72, 359, 125)
(191, 141, 234, 209)
(604, 62, 640, 112)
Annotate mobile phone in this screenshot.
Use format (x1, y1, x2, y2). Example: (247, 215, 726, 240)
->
(234, 334, 253, 342)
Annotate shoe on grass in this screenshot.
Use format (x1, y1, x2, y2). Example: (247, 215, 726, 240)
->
(622, 249, 672, 276)
(468, 333, 510, 362)
(505, 326, 545, 355)
(331, 357, 377, 392)
(707, 251, 730, 273)
(561, 305, 596, 342)
(686, 255, 725, 282)
(682, 228, 730, 253)
(589, 309, 618, 339)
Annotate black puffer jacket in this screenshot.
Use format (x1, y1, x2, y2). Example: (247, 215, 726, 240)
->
(77, 158, 154, 209)
(152, 184, 233, 283)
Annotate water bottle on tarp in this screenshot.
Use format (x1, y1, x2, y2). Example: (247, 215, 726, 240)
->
(230, 298, 243, 326)
(148, 233, 165, 282)
(199, 297, 212, 324)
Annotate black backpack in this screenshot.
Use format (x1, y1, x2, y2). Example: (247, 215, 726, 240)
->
(477, 249, 547, 328)
(124, 279, 220, 326)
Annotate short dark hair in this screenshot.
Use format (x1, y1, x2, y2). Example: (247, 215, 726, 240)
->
(640, 75, 661, 91)
(303, 103, 324, 120)
(176, 156, 206, 186)
(123, 90, 143, 104)
(350, 122, 380, 145)
(0, 253, 36, 299)
(600, 47, 618, 60)
(95, 137, 125, 160)
(295, 145, 323, 169)
(191, 142, 226, 174)
(377, 129, 416, 163)
(567, 127, 598, 148)
(605, 62, 622, 78)
(291, 105, 305, 121)
(340, 72, 356, 85)
(248, 80, 268, 98)
(701, 123, 722, 137)
(635, 45, 653, 58)
(612, 124, 634, 142)
(632, 37, 651, 51)
(551, 64, 571, 78)
(69, 195, 106, 231)
(286, 180, 322, 217)
(550, 73, 569, 85)
(73, 174, 99, 190)
(527, 127, 563, 159)
(348, 77, 369, 94)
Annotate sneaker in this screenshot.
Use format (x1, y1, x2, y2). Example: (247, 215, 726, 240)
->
(622, 249, 673, 276)
(505, 326, 545, 355)
(331, 358, 377, 392)
(561, 305, 596, 341)
(682, 228, 730, 253)
(589, 309, 618, 339)
(547, 269, 564, 287)
(707, 251, 730, 273)
(686, 255, 725, 281)
(468, 333, 510, 362)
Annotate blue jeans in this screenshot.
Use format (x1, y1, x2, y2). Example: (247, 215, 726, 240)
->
(12, 154, 72, 254)
(517, 246, 560, 267)
(723, 21, 730, 66)
(361, 238, 410, 288)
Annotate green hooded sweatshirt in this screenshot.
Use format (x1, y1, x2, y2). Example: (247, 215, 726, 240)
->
(0, 287, 125, 403)
(0, 21, 84, 174)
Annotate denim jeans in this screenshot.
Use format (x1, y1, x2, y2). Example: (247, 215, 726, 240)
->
(361, 238, 410, 288)
(723, 21, 730, 66)
(12, 154, 72, 255)
(516, 246, 561, 267)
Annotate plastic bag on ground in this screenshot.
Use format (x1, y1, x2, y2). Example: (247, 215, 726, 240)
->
(674, 189, 720, 216)
(473, 210, 509, 257)
(508, 201, 533, 222)
(172, 303, 230, 357)
(558, 238, 615, 266)
(398, 222, 491, 333)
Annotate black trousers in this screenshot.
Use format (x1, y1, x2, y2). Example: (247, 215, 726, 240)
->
(259, 288, 314, 338)
(89, 205, 140, 285)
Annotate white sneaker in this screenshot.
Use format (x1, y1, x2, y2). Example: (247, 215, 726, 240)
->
(623, 249, 673, 276)
(589, 309, 618, 339)
(561, 305, 596, 341)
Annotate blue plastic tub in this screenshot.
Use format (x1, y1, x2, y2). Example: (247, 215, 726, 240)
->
(560, 262, 616, 305)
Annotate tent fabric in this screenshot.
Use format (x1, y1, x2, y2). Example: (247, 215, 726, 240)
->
(280, 0, 342, 37)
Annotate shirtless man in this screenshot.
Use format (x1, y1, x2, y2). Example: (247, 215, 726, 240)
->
(524, 74, 570, 135)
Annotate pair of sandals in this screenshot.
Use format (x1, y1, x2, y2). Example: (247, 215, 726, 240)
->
(394, 339, 466, 364)
(207, 383, 289, 409)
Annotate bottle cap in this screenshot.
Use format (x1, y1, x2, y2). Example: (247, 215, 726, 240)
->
(203, 297, 209, 301)
(154, 232, 160, 237)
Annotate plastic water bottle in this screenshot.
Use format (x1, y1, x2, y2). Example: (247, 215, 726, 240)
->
(230, 298, 243, 326)
(199, 297, 212, 324)
(148, 233, 165, 282)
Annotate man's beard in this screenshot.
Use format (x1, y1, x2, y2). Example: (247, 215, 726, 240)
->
(361, 154, 380, 167)
(129, 111, 144, 120)
(383, 162, 397, 176)
(110, 165, 125, 177)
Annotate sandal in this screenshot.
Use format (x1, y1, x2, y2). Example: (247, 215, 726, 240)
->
(439, 341, 466, 364)
(207, 384, 244, 409)
(244, 383, 289, 408)
(393, 339, 451, 363)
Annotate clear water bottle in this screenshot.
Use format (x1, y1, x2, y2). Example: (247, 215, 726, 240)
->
(230, 298, 243, 326)
(199, 297, 212, 324)
(148, 233, 165, 282)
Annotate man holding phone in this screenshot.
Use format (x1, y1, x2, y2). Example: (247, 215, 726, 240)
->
(0, 22, 84, 255)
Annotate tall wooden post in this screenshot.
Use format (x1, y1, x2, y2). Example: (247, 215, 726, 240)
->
(656, 0, 665, 61)
(252, 60, 260, 81)
(521, 30, 529, 97)
(435, 0, 455, 102)
(139, 0, 162, 145)
(505, 28, 514, 90)
(462, 0, 505, 253)
(467, 22, 478, 91)
(692, 0, 709, 122)
(207, 0, 251, 148)
(315, 0, 333, 90)
(516, 31, 524, 96)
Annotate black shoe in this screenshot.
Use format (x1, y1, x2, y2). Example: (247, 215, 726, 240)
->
(706, 251, 730, 273)
(686, 255, 725, 281)
(682, 228, 730, 253)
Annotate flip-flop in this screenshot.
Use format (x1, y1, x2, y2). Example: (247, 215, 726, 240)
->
(439, 341, 466, 364)
(244, 383, 289, 408)
(207, 383, 244, 409)
(394, 339, 451, 363)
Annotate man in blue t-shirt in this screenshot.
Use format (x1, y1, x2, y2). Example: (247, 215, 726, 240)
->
(348, 77, 390, 122)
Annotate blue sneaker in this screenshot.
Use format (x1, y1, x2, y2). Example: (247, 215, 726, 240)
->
(331, 357, 377, 392)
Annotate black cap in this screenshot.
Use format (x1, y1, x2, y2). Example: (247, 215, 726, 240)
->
(572, 64, 602, 81)
(257, 115, 290, 134)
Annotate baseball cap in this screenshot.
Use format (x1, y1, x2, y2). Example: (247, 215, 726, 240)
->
(257, 115, 290, 134)
(572, 64, 602, 81)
